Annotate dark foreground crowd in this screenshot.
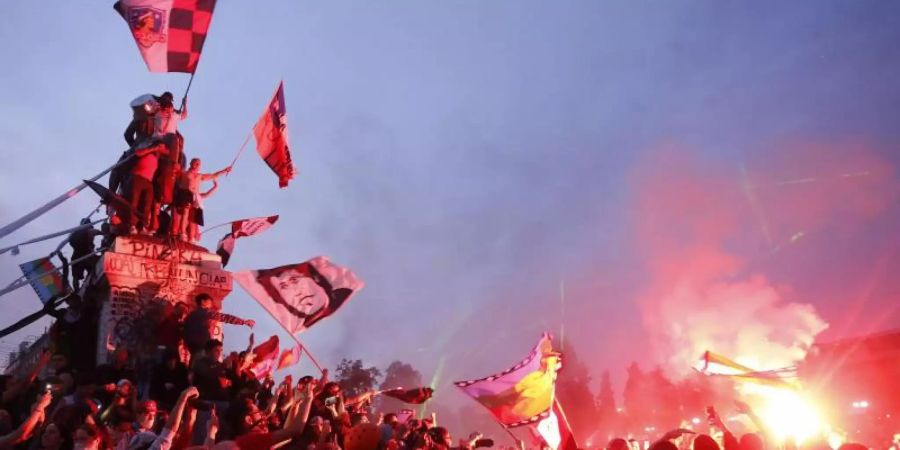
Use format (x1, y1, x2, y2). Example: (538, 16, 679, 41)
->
(0, 291, 494, 450)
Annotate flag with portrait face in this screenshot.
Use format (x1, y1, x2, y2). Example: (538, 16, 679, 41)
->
(233, 256, 364, 335)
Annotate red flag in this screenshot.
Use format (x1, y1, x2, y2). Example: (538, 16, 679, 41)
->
(253, 81, 296, 188)
(381, 387, 434, 404)
(276, 345, 302, 371)
(215, 215, 279, 267)
(533, 400, 578, 450)
(250, 335, 280, 380)
(114, 0, 216, 73)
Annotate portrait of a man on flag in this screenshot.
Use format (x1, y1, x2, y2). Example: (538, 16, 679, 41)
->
(234, 256, 364, 335)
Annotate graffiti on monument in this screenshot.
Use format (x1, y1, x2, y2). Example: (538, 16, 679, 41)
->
(101, 283, 223, 362)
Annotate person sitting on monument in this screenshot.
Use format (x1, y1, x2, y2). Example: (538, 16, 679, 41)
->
(183, 294, 254, 361)
(171, 158, 230, 242)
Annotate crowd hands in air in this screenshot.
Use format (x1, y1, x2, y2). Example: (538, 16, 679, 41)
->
(0, 292, 494, 450)
(604, 402, 872, 450)
(107, 91, 231, 244)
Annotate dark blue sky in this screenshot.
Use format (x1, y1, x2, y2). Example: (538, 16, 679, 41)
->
(1, 1, 899, 418)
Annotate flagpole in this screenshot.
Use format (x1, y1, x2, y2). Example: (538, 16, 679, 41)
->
(181, 72, 196, 107)
(228, 130, 254, 170)
(0, 159, 125, 241)
(500, 424, 520, 446)
(250, 300, 325, 374)
(553, 398, 578, 445)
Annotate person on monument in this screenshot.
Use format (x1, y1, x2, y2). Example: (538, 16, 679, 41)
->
(128, 142, 164, 234)
(67, 219, 102, 291)
(124, 94, 159, 148)
(183, 294, 254, 360)
(171, 158, 230, 242)
(152, 92, 187, 159)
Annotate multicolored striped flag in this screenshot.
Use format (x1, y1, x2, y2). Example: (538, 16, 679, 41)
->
(114, 0, 217, 73)
(454, 333, 562, 427)
(253, 81, 296, 188)
(19, 257, 65, 305)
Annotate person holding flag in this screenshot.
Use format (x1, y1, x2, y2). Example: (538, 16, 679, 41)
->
(171, 158, 230, 242)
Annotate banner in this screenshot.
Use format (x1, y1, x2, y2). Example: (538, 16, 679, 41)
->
(454, 333, 562, 427)
(114, 0, 217, 73)
(234, 256, 364, 335)
(19, 257, 65, 305)
(253, 81, 295, 188)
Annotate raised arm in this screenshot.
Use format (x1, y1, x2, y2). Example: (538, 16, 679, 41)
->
(150, 387, 199, 450)
(735, 400, 770, 442)
(200, 166, 232, 181)
(270, 383, 315, 445)
(0, 391, 51, 446)
(208, 311, 254, 328)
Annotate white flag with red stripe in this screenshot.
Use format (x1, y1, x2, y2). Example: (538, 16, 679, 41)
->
(216, 215, 279, 267)
(533, 401, 578, 450)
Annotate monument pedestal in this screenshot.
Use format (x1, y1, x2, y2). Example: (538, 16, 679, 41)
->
(94, 235, 232, 363)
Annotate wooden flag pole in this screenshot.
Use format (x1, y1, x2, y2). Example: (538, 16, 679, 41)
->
(500, 424, 520, 446)
(228, 130, 254, 170)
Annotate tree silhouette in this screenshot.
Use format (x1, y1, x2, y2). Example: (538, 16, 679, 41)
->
(335, 358, 382, 398)
(378, 360, 424, 413)
(556, 343, 599, 439)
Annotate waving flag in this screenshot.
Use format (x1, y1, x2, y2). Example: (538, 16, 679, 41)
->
(250, 335, 280, 380)
(695, 350, 797, 390)
(253, 81, 296, 188)
(454, 333, 562, 427)
(215, 215, 279, 267)
(381, 387, 434, 404)
(19, 257, 65, 305)
(276, 345, 303, 371)
(234, 256, 364, 335)
(534, 400, 578, 450)
(114, 0, 217, 73)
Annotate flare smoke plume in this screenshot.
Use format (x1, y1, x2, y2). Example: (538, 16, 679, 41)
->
(631, 141, 897, 374)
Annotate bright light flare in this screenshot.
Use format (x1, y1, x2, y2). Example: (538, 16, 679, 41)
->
(744, 385, 826, 444)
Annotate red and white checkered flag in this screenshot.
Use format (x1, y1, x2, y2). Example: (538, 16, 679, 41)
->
(114, 0, 217, 73)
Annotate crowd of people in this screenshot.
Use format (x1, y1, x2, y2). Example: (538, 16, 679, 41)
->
(0, 289, 495, 450)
